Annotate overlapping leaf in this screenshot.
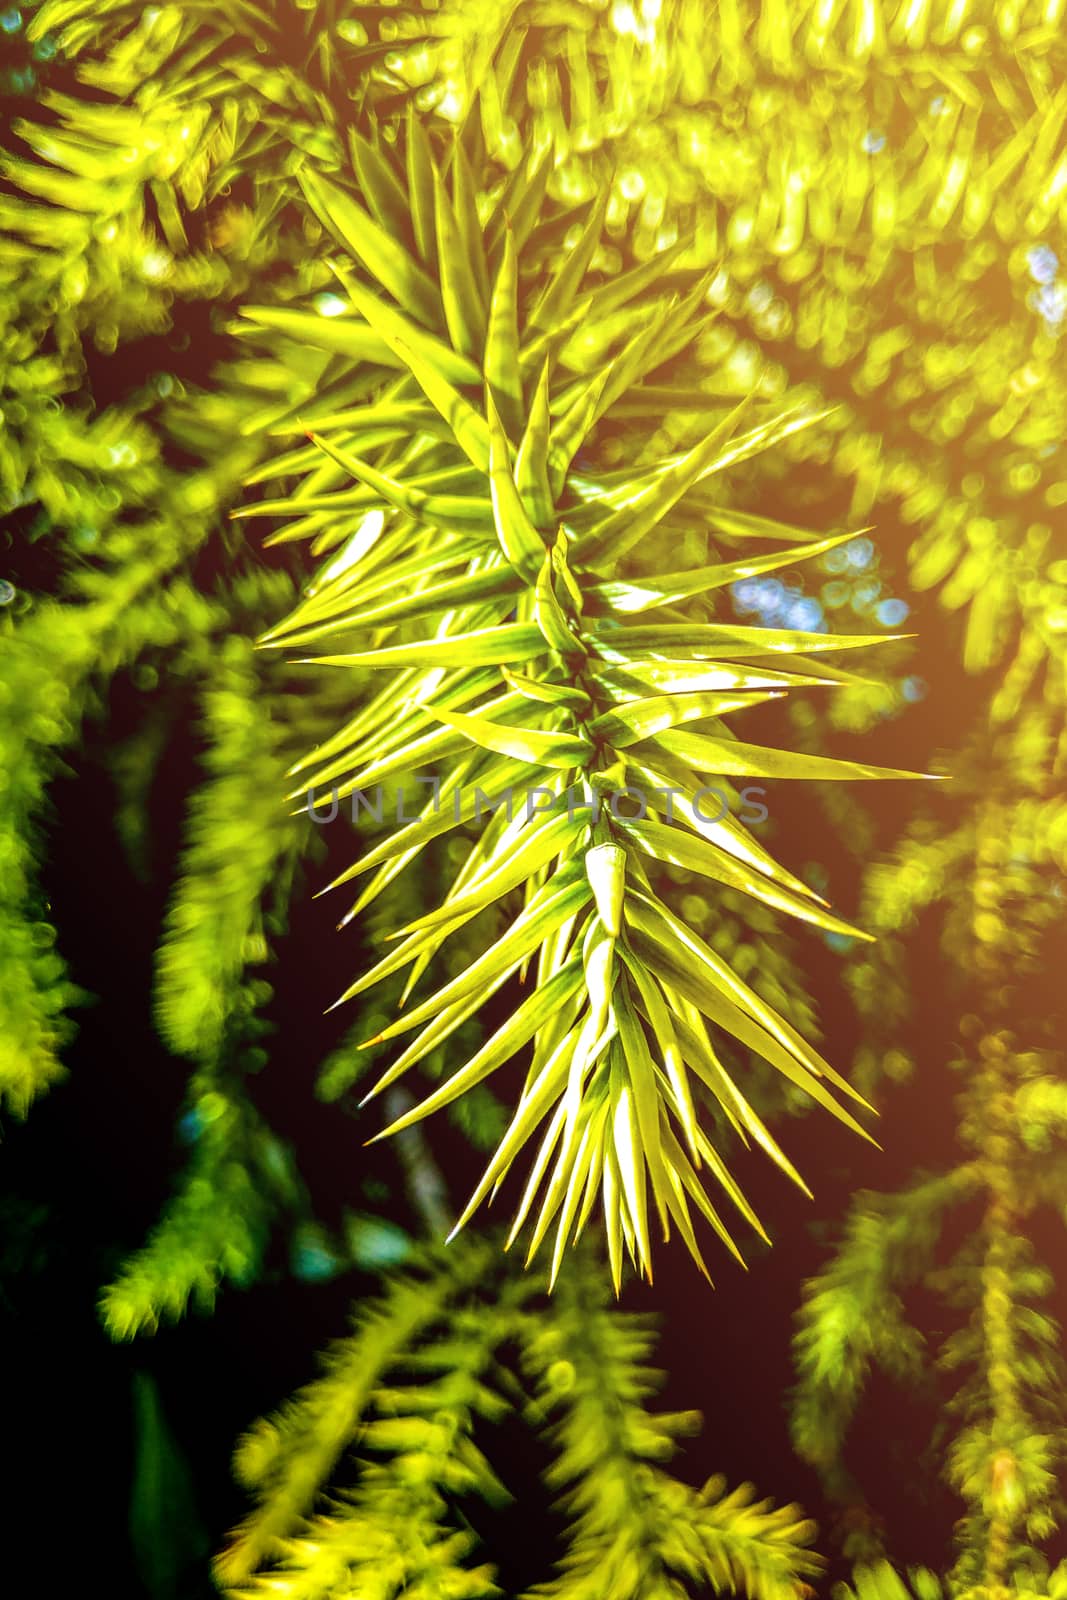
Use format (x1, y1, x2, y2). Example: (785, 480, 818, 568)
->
(245, 112, 927, 1286)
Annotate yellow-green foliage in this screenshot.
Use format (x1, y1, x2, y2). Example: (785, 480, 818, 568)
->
(100, 1076, 303, 1338)
(215, 1240, 820, 1598)
(3, 1, 1067, 1594)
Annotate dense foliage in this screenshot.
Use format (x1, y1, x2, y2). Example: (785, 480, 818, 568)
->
(2, 1, 1065, 1596)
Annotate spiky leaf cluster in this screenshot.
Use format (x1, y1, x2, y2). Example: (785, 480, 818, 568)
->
(239, 111, 930, 1283)
(4, 3, 1066, 1592)
(216, 1239, 821, 1599)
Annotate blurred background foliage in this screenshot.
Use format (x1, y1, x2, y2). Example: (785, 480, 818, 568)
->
(1, 0, 1066, 1596)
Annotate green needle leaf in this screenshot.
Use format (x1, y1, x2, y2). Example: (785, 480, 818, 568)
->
(485, 227, 523, 438)
(427, 705, 593, 768)
(299, 166, 443, 330)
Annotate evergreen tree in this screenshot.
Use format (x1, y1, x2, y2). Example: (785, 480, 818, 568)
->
(2, 1, 1065, 1595)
